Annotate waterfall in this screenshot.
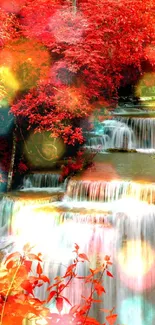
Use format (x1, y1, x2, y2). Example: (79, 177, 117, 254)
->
(1, 177, 155, 324)
(65, 179, 155, 204)
(11, 195, 155, 324)
(86, 134, 110, 150)
(0, 194, 53, 258)
(86, 117, 155, 152)
(20, 173, 64, 192)
(117, 117, 155, 151)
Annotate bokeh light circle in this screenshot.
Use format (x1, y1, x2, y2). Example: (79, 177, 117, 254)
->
(135, 72, 155, 102)
(0, 0, 25, 13)
(24, 131, 66, 168)
(117, 239, 155, 291)
(0, 38, 51, 98)
(48, 8, 88, 44)
(120, 295, 154, 325)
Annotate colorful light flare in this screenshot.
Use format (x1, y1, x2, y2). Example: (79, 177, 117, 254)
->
(12, 204, 74, 264)
(117, 239, 155, 291)
(0, 39, 51, 95)
(24, 132, 66, 168)
(135, 72, 155, 106)
(48, 8, 88, 45)
(0, 66, 19, 103)
(144, 45, 155, 66)
(120, 296, 154, 325)
(0, 0, 25, 13)
(12, 204, 58, 256)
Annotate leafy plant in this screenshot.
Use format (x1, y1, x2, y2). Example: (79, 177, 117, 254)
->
(0, 243, 121, 325)
(60, 148, 98, 180)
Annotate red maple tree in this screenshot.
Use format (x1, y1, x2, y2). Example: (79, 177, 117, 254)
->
(0, 0, 155, 180)
(8, 0, 155, 142)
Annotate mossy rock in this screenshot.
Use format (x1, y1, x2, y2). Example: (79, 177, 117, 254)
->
(107, 148, 137, 153)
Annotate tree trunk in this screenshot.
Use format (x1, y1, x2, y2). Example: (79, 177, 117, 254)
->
(72, 0, 77, 13)
(7, 127, 17, 192)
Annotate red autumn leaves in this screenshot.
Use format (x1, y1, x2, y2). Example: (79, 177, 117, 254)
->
(0, 0, 154, 144)
(0, 243, 118, 325)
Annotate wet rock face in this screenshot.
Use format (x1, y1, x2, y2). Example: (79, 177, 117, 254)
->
(107, 148, 137, 153)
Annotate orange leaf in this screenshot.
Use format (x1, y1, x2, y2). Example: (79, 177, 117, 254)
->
(94, 283, 106, 296)
(21, 280, 34, 295)
(6, 260, 15, 269)
(69, 304, 80, 314)
(27, 253, 42, 261)
(64, 263, 76, 276)
(100, 308, 111, 313)
(37, 262, 43, 275)
(78, 253, 89, 262)
(56, 297, 63, 313)
(106, 314, 117, 325)
(39, 275, 50, 283)
(23, 243, 34, 253)
(4, 252, 21, 264)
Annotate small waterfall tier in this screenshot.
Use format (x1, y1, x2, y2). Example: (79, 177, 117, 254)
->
(10, 200, 155, 324)
(85, 117, 155, 152)
(0, 193, 53, 240)
(20, 173, 65, 192)
(65, 179, 155, 205)
(2, 177, 155, 324)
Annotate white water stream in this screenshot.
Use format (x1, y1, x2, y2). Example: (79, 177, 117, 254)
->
(85, 117, 155, 153)
(1, 176, 155, 324)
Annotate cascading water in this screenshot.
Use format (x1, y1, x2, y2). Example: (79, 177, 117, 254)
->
(117, 117, 155, 151)
(0, 194, 53, 257)
(20, 173, 65, 192)
(65, 179, 155, 205)
(86, 117, 155, 152)
(3, 177, 155, 324)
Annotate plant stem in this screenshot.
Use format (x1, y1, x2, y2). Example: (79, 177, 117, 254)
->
(83, 264, 107, 325)
(0, 260, 22, 325)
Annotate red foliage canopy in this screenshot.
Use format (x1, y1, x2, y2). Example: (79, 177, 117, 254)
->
(0, 0, 155, 143)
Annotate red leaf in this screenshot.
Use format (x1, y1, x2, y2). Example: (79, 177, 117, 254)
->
(21, 280, 34, 295)
(56, 297, 63, 313)
(58, 284, 66, 292)
(6, 260, 15, 269)
(106, 270, 113, 278)
(61, 296, 71, 305)
(94, 283, 106, 296)
(37, 262, 43, 275)
(91, 298, 102, 303)
(65, 263, 76, 276)
(39, 275, 50, 283)
(37, 283, 43, 287)
(69, 305, 80, 314)
(106, 314, 117, 325)
(24, 260, 32, 272)
(47, 290, 57, 303)
(74, 243, 79, 250)
(78, 253, 89, 262)
(5, 252, 21, 264)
